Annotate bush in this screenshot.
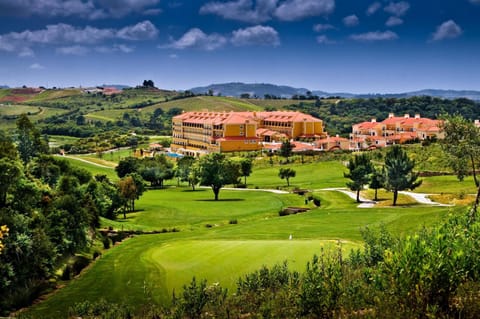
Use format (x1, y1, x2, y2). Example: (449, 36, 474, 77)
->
(102, 236, 111, 249)
(229, 219, 238, 224)
(70, 255, 91, 276)
(93, 251, 101, 259)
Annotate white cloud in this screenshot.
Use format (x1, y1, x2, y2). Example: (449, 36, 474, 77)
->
(384, 1, 410, 17)
(313, 23, 334, 32)
(385, 16, 403, 27)
(95, 44, 135, 53)
(200, 0, 334, 23)
(200, 0, 277, 23)
(274, 0, 335, 21)
(30, 63, 45, 70)
(169, 53, 178, 59)
(0, 0, 161, 19)
(366, 2, 381, 15)
(231, 25, 280, 46)
(56, 45, 90, 55)
(19, 47, 35, 57)
(167, 28, 227, 51)
(343, 14, 359, 27)
(0, 0, 98, 18)
(431, 20, 462, 41)
(350, 30, 398, 41)
(316, 35, 335, 44)
(97, 0, 161, 17)
(0, 21, 158, 55)
(117, 20, 159, 40)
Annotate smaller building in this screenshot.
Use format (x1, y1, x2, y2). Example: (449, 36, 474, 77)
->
(350, 113, 444, 150)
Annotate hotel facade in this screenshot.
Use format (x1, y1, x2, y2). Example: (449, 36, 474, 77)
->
(171, 111, 325, 155)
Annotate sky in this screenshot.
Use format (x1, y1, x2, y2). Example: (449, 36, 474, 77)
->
(0, 0, 479, 93)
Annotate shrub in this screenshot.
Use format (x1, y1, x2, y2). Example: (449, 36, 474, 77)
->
(70, 255, 91, 276)
(229, 219, 238, 224)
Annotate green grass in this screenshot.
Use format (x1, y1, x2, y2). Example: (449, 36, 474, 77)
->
(247, 161, 347, 190)
(28, 235, 358, 318)
(61, 156, 118, 181)
(416, 175, 477, 194)
(26, 89, 82, 102)
(102, 187, 304, 231)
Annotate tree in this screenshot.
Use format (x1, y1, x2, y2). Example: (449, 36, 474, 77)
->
(16, 114, 47, 164)
(240, 158, 253, 185)
(344, 153, 373, 203)
(441, 114, 480, 187)
(142, 80, 155, 88)
(188, 164, 201, 191)
(140, 155, 174, 187)
(0, 131, 18, 160)
(384, 145, 422, 206)
(0, 159, 22, 207)
(280, 140, 293, 162)
(117, 175, 137, 219)
(176, 156, 196, 186)
(198, 153, 241, 200)
(369, 166, 385, 202)
(115, 157, 140, 178)
(279, 168, 296, 186)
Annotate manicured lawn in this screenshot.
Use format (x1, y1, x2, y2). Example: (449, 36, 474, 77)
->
(247, 161, 347, 189)
(102, 187, 305, 231)
(416, 175, 477, 194)
(28, 235, 358, 318)
(61, 156, 118, 181)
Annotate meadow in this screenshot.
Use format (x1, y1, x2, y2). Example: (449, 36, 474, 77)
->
(25, 155, 468, 318)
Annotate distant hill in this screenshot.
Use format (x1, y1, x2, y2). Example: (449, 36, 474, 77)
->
(189, 82, 480, 100)
(99, 84, 131, 90)
(0, 85, 9, 89)
(190, 82, 330, 98)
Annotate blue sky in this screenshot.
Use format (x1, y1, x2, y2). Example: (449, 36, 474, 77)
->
(0, 0, 479, 93)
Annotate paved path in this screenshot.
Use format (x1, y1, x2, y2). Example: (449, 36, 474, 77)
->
(319, 188, 450, 208)
(399, 191, 452, 206)
(323, 188, 377, 208)
(200, 186, 289, 194)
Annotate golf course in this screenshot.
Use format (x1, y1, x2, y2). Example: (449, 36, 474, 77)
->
(24, 153, 470, 318)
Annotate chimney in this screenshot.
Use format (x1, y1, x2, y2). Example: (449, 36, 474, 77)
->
(388, 113, 394, 118)
(404, 114, 410, 118)
(415, 114, 420, 119)
(371, 118, 376, 123)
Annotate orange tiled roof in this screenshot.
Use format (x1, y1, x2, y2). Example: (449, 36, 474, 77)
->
(353, 121, 383, 130)
(174, 111, 322, 125)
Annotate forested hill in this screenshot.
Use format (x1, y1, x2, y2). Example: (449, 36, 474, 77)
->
(189, 82, 480, 100)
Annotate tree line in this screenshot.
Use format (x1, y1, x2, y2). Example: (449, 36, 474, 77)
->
(0, 115, 147, 314)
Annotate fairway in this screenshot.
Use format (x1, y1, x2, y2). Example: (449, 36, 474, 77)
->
(28, 236, 358, 318)
(147, 239, 358, 297)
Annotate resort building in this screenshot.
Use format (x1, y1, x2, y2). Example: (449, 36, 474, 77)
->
(171, 111, 325, 155)
(350, 113, 444, 150)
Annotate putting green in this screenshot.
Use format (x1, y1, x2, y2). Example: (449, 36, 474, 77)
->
(144, 239, 359, 300)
